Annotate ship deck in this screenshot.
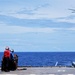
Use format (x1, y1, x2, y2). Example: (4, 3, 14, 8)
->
(0, 66, 75, 75)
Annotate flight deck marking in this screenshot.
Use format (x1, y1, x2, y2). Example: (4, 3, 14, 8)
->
(58, 69, 65, 72)
(29, 74, 36, 75)
(48, 74, 55, 75)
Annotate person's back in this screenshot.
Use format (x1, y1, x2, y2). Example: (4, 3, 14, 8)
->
(10, 50, 14, 60)
(10, 50, 14, 70)
(1, 46, 10, 72)
(4, 49, 10, 58)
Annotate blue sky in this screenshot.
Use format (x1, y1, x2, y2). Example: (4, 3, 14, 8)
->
(0, 0, 75, 52)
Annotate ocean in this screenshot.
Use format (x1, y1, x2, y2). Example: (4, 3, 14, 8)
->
(0, 52, 75, 67)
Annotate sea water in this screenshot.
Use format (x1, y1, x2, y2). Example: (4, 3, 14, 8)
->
(0, 52, 75, 67)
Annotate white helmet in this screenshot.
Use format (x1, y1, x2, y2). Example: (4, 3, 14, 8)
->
(5, 46, 9, 50)
(11, 49, 14, 52)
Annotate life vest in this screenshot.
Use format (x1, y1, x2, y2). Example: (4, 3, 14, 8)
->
(4, 50, 10, 58)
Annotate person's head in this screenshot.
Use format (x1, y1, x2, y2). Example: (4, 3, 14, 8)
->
(11, 49, 14, 53)
(5, 46, 9, 50)
(14, 54, 16, 57)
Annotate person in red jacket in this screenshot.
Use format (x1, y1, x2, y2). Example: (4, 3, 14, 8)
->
(1, 46, 11, 72)
(4, 47, 10, 58)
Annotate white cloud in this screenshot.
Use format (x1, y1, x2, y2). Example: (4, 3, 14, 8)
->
(67, 27, 75, 31)
(0, 0, 75, 20)
(0, 0, 75, 26)
(0, 25, 55, 34)
(0, 20, 75, 34)
(0, 24, 75, 34)
(55, 17, 75, 23)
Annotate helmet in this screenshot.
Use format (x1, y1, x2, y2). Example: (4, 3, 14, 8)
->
(5, 46, 9, 50)
(11, 49, 14, 52)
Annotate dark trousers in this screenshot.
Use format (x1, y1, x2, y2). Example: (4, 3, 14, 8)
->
(1, 57, 10, 71)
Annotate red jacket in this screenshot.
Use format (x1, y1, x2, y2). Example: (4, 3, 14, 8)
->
(4, 50, 10, 58)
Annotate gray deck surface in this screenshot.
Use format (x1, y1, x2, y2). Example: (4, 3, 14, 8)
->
(0, 67, 75, 75)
